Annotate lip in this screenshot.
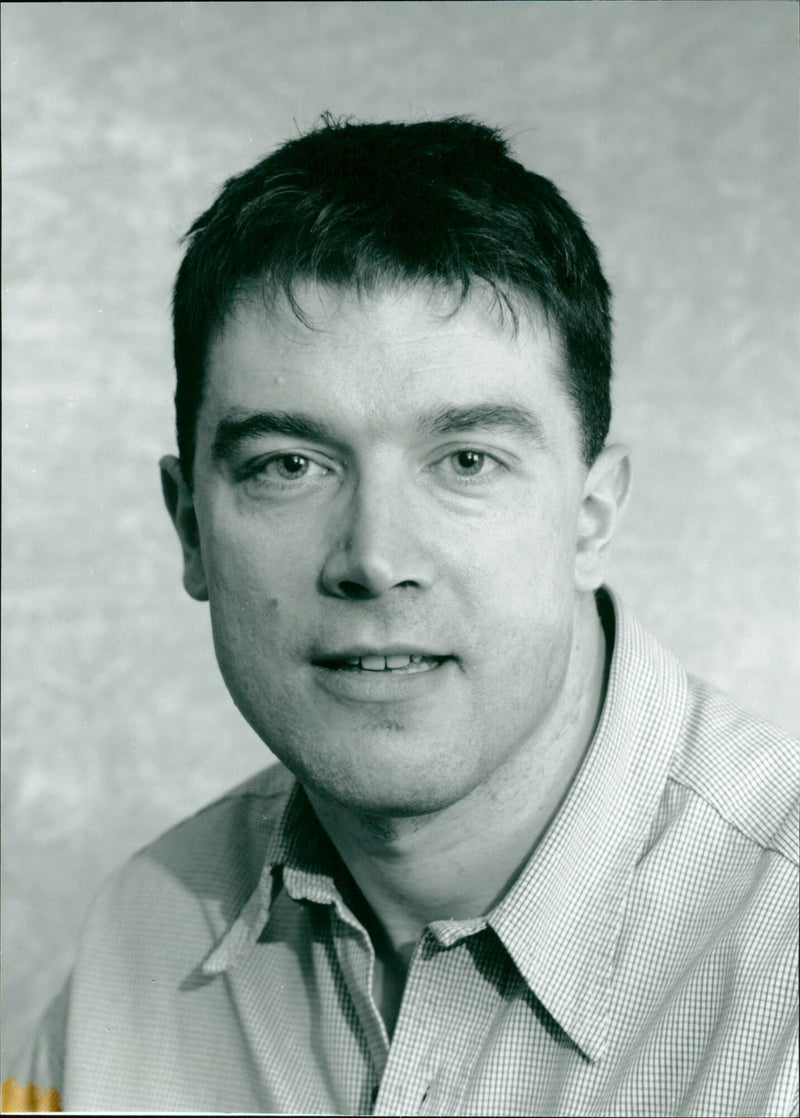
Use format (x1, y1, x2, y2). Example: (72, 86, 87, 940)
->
(310, 645, 450, 661)
(310, 656, 456, 703)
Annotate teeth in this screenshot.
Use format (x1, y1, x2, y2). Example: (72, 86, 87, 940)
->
(359, 655, 387, 672)
(328, 654, 444, 672)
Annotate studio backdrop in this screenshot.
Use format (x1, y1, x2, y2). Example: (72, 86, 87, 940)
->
(2, 0, 797, 1063)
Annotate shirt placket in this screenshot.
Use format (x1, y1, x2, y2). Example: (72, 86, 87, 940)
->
(330, 902, 391, 1108)
(373, 930, 454, 1117)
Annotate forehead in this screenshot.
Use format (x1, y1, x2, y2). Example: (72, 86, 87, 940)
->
(201, 282, 581, 451)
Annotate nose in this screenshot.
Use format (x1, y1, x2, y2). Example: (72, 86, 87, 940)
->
(320, 478, 436, 600)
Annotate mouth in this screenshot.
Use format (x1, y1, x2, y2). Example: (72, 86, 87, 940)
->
(313, 653, 450, 675)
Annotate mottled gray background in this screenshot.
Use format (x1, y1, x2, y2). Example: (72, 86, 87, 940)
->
(2, 0, 798, 1065)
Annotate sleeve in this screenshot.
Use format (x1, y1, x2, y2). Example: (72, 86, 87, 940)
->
(1, 980, 70, 1113)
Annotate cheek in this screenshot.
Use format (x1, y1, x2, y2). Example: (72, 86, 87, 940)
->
(200, 528, 289, 671)
(454, 502, 576, 605)
(199, 503, 319, 603)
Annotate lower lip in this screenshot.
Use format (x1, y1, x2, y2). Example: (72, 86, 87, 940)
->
(311, 659, 455, 703)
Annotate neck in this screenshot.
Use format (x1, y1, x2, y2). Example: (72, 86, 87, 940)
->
(307, 593, 610, 963)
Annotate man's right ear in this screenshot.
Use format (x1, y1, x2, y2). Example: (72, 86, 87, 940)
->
(159, 455, 209, 602)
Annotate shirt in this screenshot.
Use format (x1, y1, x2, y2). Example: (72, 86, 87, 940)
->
(10, 589, 799, 1115)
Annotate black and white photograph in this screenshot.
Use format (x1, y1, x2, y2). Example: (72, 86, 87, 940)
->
(2, 2, 798, 1114)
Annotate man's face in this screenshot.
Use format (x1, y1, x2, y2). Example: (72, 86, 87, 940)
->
(174, 283, 608, 815)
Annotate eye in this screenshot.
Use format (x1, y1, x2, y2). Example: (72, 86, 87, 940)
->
(429, 447, 505, 487)
(271, 454, 313, 480)
(244, 453, 330, 484)
(450, 449, 489, 476)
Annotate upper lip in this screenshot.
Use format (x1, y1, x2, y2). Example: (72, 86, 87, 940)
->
(310, 645, 451, 661)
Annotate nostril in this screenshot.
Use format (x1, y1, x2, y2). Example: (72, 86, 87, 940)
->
(338, 580, 373, 600)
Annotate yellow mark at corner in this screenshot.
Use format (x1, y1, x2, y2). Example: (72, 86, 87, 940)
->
(1, 1079, 60, 1113)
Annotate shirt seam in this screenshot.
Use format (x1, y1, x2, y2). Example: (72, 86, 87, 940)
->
(666, 773, 798, 868)
(183, 787, 291, 824)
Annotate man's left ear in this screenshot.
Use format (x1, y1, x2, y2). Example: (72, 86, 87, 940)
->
(574, 443, 632, 592)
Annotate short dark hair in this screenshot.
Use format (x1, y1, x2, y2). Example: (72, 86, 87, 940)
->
(173, 116, 612, 481)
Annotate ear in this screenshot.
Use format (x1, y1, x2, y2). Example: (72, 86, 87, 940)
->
(574, 443, 631, 592)
(159, 455, 209, 602)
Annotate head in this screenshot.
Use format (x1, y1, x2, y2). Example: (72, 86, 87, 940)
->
(162, 117, 629, 817)
(172, 116, 612, 484)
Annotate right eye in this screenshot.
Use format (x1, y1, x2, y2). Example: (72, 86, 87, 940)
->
(240, 452, 333, 487)
(265, 454, 314, 480)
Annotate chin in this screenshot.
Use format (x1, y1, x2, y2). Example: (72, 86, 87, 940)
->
(291, 747, 477, 821)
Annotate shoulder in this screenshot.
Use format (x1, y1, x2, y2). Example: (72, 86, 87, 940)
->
(139, 760, 295, 873)
(83, 762, 296, 957)
(133, 759, 294, 881)
(669, 674, 798, 866)
(4, 765, 297, 1108)
(607, 588, 798, 867)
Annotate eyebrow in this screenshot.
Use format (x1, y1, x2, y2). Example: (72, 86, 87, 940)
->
(212, 411, 333, 462)
(211, 402, 547, 463)
(423, 404, 547, 445)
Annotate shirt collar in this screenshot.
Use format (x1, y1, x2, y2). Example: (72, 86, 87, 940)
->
(202, 782, 345, 975)
(203, 589, 688, 1063)
(486, 588, 687, 1060)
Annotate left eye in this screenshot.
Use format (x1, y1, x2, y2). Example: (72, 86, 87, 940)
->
(448, 450, 494, 477)
(272, 454, 312, 479)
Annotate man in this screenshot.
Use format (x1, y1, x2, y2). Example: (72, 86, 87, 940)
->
(8, 117, 797, 1115)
